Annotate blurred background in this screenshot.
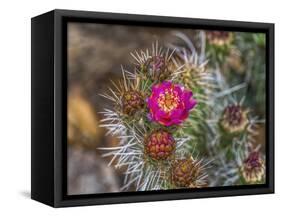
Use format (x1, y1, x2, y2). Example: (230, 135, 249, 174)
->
(67, 23, 266, 195)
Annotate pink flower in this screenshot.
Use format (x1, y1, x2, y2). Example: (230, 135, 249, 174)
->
(147, 81, 196, 126)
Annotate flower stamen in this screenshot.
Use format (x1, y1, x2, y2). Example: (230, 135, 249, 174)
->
(157, 89, 180, 113)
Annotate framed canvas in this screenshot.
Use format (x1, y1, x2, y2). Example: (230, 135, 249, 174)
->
(31, 9, 274, 207)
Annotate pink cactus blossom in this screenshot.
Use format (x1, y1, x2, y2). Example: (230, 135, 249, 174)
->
(147, 81, 196, 126)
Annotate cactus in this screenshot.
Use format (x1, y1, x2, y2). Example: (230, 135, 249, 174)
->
(99, 31, 266, 191)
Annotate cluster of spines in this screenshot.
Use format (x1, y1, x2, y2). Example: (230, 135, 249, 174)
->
(100, 41, 211, 191)
(99, 31, 266, 191)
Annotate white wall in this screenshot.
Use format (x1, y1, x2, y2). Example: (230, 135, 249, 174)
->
(0, 0, 279, 216)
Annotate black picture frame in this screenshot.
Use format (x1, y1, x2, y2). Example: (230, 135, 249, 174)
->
(31, 9, 274, 207)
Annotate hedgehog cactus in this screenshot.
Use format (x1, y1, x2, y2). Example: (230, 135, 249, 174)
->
(220, 104, 249, 134)
(144, 129, 175, 160)
(241, 151, 265, 184)
(206, 31, 233, 46)
(144, 55, 170, 81)
(99, 31, 266, 191)
(121, 91, 144, 116)
(172, 157, 208, 188)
